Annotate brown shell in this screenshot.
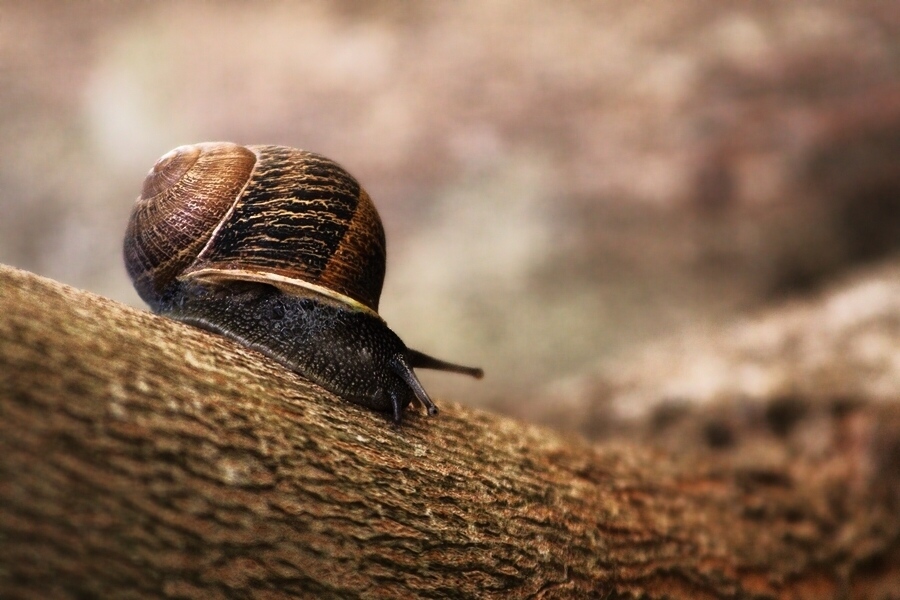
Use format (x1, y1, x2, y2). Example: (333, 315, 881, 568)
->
(123, 143, 387, 313)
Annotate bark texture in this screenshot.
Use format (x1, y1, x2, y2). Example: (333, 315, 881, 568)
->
(1, 263, 899, 599)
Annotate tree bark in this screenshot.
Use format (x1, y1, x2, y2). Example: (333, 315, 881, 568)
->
(1, 263, 899, 599)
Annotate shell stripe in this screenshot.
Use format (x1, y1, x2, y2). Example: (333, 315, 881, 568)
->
(186, 146, 385, 311)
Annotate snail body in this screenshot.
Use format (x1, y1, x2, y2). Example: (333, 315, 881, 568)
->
(124, 143, 482, 422)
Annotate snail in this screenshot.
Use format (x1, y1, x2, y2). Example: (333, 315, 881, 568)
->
(123, 142, 482, 422)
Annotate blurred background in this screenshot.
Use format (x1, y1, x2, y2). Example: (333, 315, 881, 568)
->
(1, 1, 899, 433)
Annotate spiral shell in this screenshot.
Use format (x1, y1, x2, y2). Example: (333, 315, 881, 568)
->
(124, 143, 387, 313)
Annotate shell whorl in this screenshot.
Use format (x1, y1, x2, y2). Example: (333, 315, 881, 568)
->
(124, 143, 387, 314)
(124, 143, 257, 308)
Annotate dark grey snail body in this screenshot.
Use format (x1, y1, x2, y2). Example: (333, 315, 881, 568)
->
(123, 143, 482, 422)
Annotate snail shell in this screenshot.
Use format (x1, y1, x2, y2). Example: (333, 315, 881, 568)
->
(123, 142, 482, 422)
(125, 142, 385, 314)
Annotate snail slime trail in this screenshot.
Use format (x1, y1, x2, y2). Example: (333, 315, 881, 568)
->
(124, 143, 482, 423)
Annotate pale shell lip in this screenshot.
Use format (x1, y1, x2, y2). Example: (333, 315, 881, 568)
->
(181, 268, 380, 317)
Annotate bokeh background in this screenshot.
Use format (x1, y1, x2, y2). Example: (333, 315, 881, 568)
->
(2, 1, 899, 431)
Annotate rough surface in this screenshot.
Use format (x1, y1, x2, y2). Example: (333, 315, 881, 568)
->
(1, 264, 899, 599)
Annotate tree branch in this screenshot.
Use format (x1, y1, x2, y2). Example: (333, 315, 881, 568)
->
(1, 264, 898, 599)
